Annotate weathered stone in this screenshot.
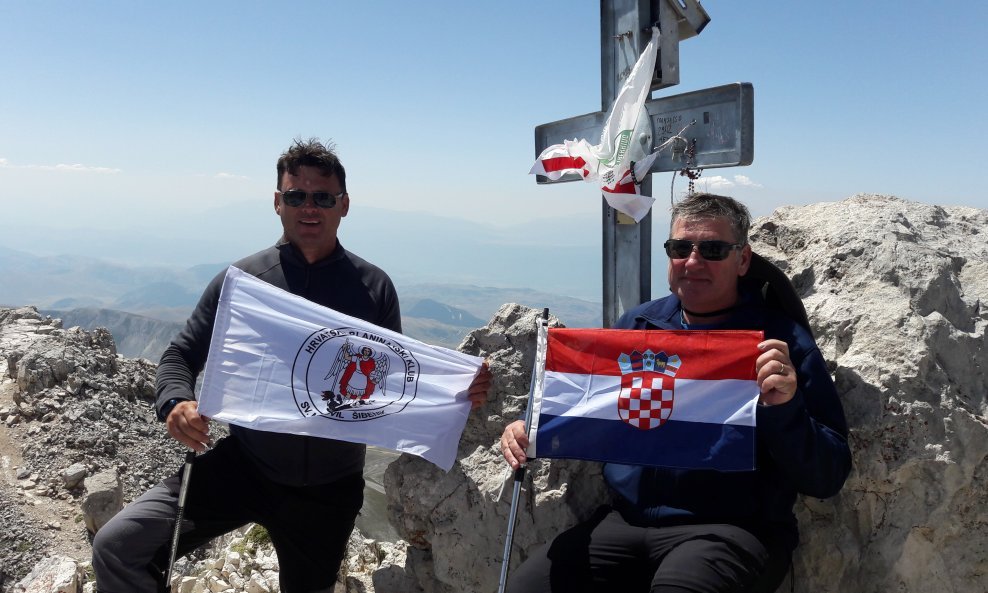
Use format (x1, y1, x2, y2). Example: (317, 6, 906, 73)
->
(12, 555, 80, 593)
(383, 303, 609, 593)
(749, 195, 988, 592)
(206, 573, 232, 592)
(223, 550, 241, 570)
(61, 462, 87, 490)
(246, 571, 272, 593)
(81, 470, 123, 534)
(342, 535, 422, 593)
(177, 576, 197, 593)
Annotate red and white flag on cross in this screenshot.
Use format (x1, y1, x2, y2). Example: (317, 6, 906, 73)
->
(530, 27, 662, 222)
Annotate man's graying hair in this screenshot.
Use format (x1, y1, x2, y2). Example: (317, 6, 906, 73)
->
(276, 137, 347, 193)
(670, 193, 751, 245)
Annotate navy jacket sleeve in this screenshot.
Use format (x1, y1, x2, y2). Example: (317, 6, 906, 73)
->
(756, 321, 851, 498)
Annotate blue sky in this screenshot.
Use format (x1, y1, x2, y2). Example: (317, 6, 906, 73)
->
(1, 1, 985, 295)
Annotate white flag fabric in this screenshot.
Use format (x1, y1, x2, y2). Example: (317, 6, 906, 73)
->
(198, 266, 484, 471)
(530, 27, 661, 222)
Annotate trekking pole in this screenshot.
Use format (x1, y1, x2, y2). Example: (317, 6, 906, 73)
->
(497, 308, 549, 593)
(165, 450, 196, 592)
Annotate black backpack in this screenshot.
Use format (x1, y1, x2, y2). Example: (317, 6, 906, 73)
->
(745, 252, 813, 337)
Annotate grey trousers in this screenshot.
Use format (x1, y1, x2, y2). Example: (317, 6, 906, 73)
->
(91, 437, 363, 593)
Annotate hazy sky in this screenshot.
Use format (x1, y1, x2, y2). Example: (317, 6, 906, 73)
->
(1, 1, 985, 260)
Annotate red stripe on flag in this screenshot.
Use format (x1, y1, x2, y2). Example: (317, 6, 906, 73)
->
(545, 328, 762, 381)
(540, 156, 586, 173)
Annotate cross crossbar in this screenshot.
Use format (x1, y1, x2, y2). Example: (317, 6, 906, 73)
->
(534, 83, 753, 183)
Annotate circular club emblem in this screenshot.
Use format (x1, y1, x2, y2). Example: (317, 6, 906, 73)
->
(292, 327, 419, 422)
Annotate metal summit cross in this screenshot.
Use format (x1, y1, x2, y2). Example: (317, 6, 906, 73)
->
(533, 0, 754, 326)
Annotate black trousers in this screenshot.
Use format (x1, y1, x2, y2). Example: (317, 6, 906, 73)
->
(92, 437, 364, 593)
(506, 506, 790, 593)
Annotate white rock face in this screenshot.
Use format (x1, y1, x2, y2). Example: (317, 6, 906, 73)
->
(12, 555, 81, 593)
(384, 304, 610, 592)
(378, 195, 988, 593)
(750, 195, 988, 592)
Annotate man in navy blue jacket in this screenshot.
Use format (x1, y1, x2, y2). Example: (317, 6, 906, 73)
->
(500, 193, 851, 593)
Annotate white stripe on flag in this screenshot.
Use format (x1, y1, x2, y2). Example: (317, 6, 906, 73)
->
(540, 372, 758, 426)
(524, 327, 762, 470)
(198, 266, 484, 471)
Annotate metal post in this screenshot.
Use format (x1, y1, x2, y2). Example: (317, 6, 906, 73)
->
(601, 0, 652, 327)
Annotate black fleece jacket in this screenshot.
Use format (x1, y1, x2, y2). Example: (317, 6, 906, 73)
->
(155, 239, 401, 486)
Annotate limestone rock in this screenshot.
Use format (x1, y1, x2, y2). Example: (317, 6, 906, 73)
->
(384, 303, 609, 592)
(245, 572, 272, 593)
(61, 462, 87, 490)
(748, 194, 988, 592)
(81, 470, 123, 534)
(340, 532, 421, 593)
(1, 305, 189, 585)
(12, 555, 80, 593)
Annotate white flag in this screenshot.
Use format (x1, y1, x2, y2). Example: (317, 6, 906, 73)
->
(198, 266, 484, 471)
(530, 27, 661, 222)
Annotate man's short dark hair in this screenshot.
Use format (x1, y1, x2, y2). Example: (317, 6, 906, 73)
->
(670, 193, 751, 245)
(276, 138, 347, 193)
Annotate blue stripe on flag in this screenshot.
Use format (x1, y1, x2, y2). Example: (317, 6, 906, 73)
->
(533, 414, 755, 471)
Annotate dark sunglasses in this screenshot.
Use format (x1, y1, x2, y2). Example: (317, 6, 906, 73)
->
(663, 239, 743, 261)
(278, 189, 344, 209)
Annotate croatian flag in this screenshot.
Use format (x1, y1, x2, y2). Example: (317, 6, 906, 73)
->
(530, 27, 661, 222)
(526, 327, 763, 471)
(197, 266, 485, 471)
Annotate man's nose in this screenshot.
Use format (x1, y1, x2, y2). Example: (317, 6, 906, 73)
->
(684, 247, 706, 265)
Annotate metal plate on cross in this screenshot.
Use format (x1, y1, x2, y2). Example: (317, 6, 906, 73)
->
(534, 82, 753, 184)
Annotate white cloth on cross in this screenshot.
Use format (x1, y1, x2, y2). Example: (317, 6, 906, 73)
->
(530, 27, 661, 222)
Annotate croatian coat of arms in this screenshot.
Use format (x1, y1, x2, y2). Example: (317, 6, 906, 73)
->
(616, 349, 681, 430)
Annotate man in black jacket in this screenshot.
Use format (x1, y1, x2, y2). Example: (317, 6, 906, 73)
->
(93, 138, 491, 593)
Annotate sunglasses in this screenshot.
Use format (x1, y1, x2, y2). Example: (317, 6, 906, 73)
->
(278, 189, 344, 209)
(663, 239, 743, 261)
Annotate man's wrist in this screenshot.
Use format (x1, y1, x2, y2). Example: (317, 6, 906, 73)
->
(158, 398, 185, 422)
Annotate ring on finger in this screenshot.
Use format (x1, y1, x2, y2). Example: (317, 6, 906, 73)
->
(776, 362, 787, 375)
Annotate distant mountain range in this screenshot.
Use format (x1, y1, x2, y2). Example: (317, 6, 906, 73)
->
(43, 307, 184, 361)
(43, 296, 490, 360)
(3, 243, 604, 360)
(41, 283, 600, 360)
(0, 205, 616, 299)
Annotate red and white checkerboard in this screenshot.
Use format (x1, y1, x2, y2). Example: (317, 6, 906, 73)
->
(618, 372, 674, 430)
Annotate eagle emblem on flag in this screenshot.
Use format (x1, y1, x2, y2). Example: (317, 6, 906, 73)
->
(616, 349, 681, 430)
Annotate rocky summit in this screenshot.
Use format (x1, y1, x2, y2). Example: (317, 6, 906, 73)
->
(1, 194, 986, 593)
